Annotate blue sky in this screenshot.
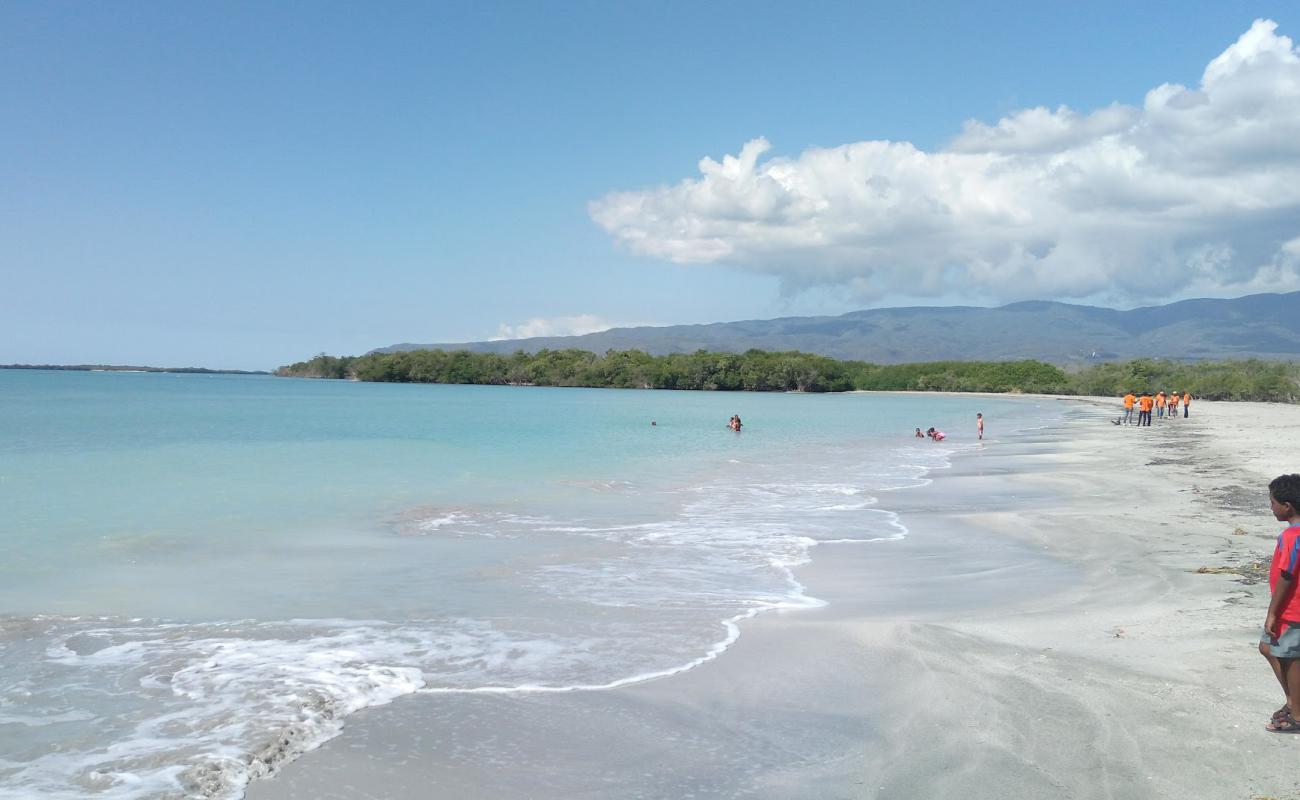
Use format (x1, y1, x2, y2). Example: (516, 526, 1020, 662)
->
(3, 2, 1298, 369)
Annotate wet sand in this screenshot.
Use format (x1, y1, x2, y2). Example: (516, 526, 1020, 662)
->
(249, 398, 1300, 800)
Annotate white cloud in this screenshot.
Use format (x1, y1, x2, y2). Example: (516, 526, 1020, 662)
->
(589, 19, 1300, 305)
(491, 314, 638, 340)
(951, 103, 1139, 155)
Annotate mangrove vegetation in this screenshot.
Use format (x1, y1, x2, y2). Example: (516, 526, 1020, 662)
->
(276, 349, 1300, 401)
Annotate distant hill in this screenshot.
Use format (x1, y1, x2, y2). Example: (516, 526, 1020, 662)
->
(376, 292, 1300, 364)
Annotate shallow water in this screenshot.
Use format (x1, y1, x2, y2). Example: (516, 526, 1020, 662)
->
(0, 371, 1060, 798)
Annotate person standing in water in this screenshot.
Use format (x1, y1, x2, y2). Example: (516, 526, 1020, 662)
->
(976, 413, 984, 440)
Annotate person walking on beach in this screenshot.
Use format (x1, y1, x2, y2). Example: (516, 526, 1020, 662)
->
(1260, 474, 1300, 732)
(1138, 393, 1154, 426)
(1168, 391, 1179, 419)
(1183, 391, 1191, 418)
(1122, 392, 1136, 425)
(1155, 391, 1166, 419)
(976, 413, 984, 440)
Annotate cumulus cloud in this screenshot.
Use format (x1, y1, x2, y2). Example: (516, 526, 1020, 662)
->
(589, 19, 1300, 304)
(491, 314, 636, 340)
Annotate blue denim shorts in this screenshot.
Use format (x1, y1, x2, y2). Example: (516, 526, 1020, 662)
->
(1262, 623, 1300, 659)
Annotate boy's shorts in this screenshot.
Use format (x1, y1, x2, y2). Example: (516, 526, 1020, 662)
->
(1262, 623, 1300, 658)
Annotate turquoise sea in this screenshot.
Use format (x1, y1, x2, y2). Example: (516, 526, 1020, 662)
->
(0, 370, 1060, 799)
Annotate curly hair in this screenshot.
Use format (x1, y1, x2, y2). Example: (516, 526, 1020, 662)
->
(1270, 474, 1300, 512)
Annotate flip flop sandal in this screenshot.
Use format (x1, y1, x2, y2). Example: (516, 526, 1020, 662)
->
(1273, 705, 1290, 723)
(1266, 711, 1300, 733)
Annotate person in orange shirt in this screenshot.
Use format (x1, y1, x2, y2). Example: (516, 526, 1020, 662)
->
(1138, 393, 1155, 426)
(1183, 391, 1192, 418)
(1156, 391, 1167, 419)
(1168, 391, 1180, 419)
(1122, 392, 1136, 425)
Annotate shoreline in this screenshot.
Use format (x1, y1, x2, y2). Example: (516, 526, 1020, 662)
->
(248, 397, 1294, 800)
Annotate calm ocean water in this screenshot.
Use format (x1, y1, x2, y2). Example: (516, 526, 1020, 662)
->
(0, 370, 1059, 798)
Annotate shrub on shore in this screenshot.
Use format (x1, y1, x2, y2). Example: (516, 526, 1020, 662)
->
(1065, 357, 1300, 402)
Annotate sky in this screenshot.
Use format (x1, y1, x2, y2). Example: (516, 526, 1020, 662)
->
(2, 2, 1299, 370)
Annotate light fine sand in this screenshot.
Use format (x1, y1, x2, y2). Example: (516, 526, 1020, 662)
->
(249, 398, 1300, 800)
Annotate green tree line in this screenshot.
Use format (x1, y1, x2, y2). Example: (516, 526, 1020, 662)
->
(1065, 357, 1300, 401)
(276, 350, 1300, 401)
(275, 349, 1069, 394)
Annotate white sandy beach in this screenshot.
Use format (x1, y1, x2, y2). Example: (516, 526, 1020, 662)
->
(248, 397, 1300, 800)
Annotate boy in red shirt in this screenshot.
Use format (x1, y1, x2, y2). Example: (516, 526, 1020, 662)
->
(1261, 473, 1300, 732)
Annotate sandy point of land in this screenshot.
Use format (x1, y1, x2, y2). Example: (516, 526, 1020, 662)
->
(248, 398, 1300, 800)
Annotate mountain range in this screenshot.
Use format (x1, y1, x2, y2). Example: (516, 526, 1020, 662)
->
(376, 292, 1300, 364)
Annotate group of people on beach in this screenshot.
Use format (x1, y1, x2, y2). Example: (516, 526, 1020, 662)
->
(1120, 390, 1191, 426)
(914, 414, 983, 443)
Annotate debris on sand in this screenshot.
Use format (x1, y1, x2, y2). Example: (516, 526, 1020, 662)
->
(1195, 560, 1268, 584)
